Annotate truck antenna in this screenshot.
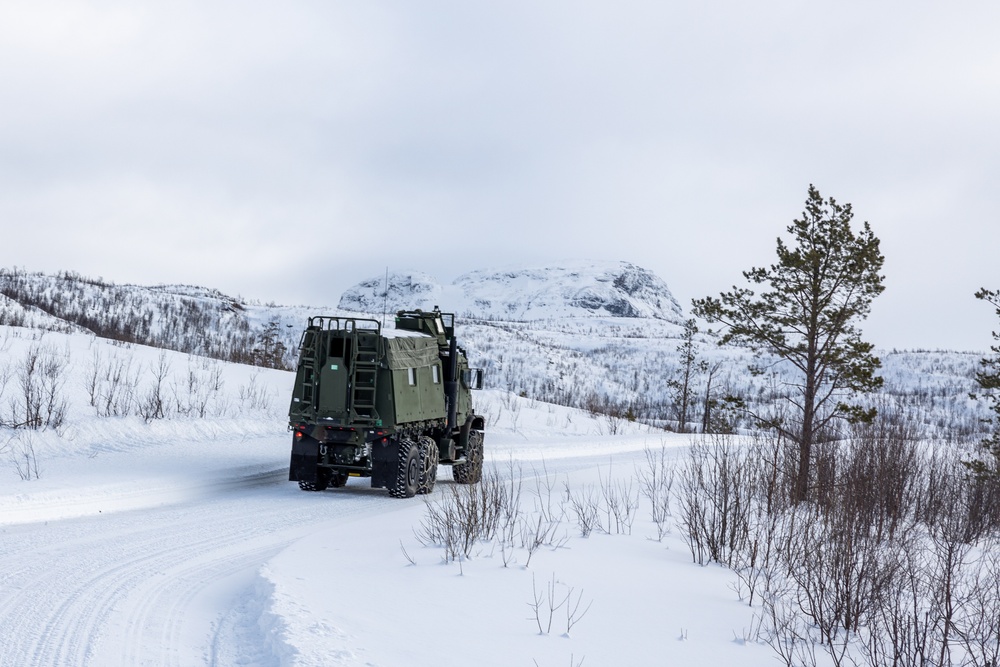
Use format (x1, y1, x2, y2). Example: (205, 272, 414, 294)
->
(381, 267, 390, 328)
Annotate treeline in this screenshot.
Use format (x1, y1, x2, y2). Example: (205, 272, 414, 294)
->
(461, 317, 986, 444)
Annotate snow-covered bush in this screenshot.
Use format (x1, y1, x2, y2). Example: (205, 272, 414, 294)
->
(674, 412, 1000, 666)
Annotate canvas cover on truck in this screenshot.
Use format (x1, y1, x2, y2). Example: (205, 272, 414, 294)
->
(384, 334, 439, 370)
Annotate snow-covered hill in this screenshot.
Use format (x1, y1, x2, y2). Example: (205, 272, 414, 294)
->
(0, 269, 326, 369)
(0, 264, 989, 439)
(339, 260, 685, 322)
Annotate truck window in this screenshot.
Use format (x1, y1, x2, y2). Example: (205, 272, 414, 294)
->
(329, 337, 351, 362)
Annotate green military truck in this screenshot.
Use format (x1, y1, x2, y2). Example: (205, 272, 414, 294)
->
(287, 308, 485, 497)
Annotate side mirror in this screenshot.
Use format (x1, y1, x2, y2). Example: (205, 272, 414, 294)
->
(462, 369, 485, 390)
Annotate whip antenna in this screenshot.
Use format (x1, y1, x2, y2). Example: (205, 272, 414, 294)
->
(381, 267, 389, 328)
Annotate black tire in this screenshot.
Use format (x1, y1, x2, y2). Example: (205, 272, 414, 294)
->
(452, 430, 483, 484)
(389, 440, 421, 498)
(298, 467, 331, 492)
(330, 470, 350, 488)
(417, 436, 439, 495)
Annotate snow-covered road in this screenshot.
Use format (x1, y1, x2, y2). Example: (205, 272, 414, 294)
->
(0, 424, 403, 666)
(1, 407, 775, 667)
(0, 422, 664, 667)
(0, 459, 339, 666)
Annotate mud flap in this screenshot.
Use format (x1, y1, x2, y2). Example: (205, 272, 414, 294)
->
(289, 436, 321, 482)
(370, 437, 400, 489)
(457, 418, 472, 453)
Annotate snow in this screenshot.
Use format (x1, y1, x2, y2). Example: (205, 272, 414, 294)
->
(380, 328, 434, 340)
(338, 260, 686, 322)
(258, 430, 772, 667)
(0, 297, 990, 666)
(0, 325, 781, 667)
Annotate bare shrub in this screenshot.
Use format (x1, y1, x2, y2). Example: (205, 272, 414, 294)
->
(139, 351, 172, 421)
(635, 443, 675, 541)
(527, 573, 592, 637)
(833, 412, 923, 539)
(598, 469, 638, 535)
(787, 507, 909, 663)
(675, 434, 754, 566)
(416, 463, 524, 562)
(172, 361, 214, 417)
(417, 483, 483, 562)
(705, 409, 1000, 667)
(86, 348, 139, 417)
(238, 371, 273, 413)
(730, 509, 786, 607)
(520, 514, 568, 567)
(954, 544, 1000, 667)
(4, 344, 68, 430)
(530, 461, 566, 525)
(0, 360, 11, 407)
(566, 484, 600, 537)
(8, 431, 41, 480)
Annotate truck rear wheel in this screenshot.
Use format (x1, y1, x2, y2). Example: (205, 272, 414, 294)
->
(298, 467, 331, 492)
(417, 436, 439, 494)
(389, 439, 421, 498)
(452, 430, 483, 484)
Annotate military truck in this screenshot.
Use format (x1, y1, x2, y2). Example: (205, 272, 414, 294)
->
(287, 308, 485, 497)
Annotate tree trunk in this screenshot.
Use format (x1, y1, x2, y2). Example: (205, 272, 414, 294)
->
(702, 368, 715, 434)
(678, 366, 690, 434)
(797, 289, 820, 503)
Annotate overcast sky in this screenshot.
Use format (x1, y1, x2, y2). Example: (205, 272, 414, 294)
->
(1, 1, 998, 351)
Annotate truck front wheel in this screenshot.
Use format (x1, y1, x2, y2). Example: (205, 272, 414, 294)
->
(417, 436, 439, 494)
(452, 430, 483, 484)
(389, 440, 421, 498)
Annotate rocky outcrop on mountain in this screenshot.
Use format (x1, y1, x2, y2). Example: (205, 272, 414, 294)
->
(339, 261, 684, 322)
(337, 271, 442, 315)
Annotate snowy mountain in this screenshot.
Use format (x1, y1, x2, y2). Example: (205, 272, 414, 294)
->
(338, 270, 444, 317)
(338, 260, 685, 322)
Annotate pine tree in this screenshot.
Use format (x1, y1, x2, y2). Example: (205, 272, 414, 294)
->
(251, 320, 289, 369)
(692, 185, 885, 502)
(667, 319, 705, 433)
(967, 288, 1000, 478)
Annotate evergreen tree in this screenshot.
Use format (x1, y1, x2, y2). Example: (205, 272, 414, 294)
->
(667, 318, 706, 433)
(251, 320, 289, 369)
(967, 288, 1000, 478)
(692, 185, 885, 502)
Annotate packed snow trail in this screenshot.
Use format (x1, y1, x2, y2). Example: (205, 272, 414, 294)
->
(0, 424, 665, 667)
(0, 462, 401, 667)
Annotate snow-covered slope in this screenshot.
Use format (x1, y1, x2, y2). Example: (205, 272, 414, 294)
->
(0, 269, 334, 369)
(0, 265, 985, 438)
(339, 260, 685, 322)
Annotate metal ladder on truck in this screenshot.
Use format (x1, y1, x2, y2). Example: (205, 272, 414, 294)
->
(297, 330, 318, 414)
(349, 329, 382, 426)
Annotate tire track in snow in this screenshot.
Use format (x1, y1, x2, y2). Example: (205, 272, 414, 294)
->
(118, 543, 289, 667)
(0, 473, 395, 667)
(0, 444, 648, 666)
